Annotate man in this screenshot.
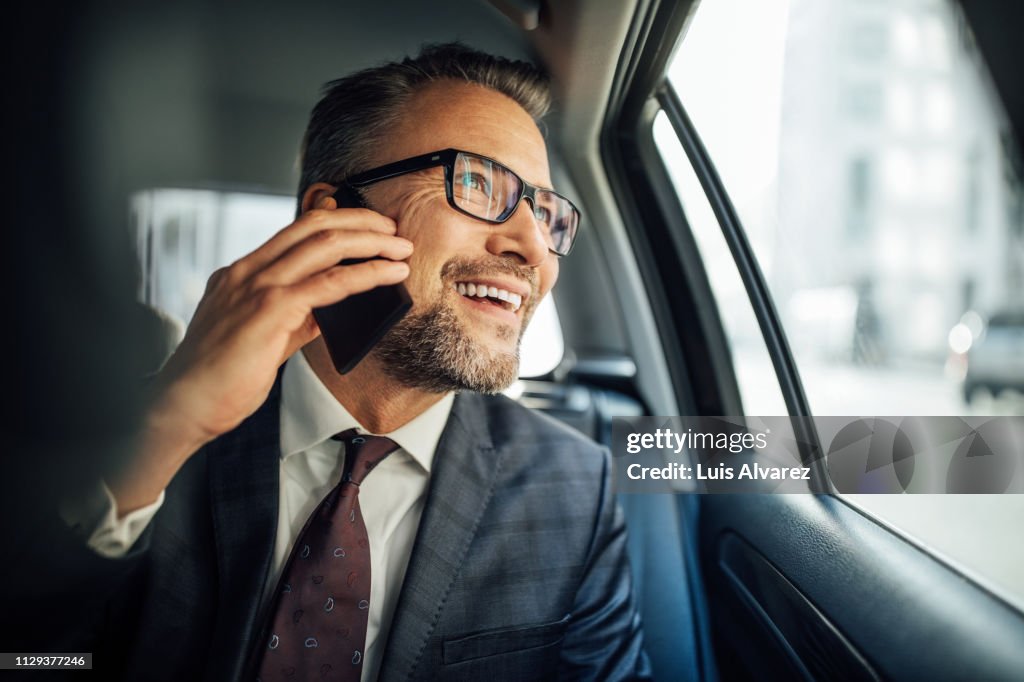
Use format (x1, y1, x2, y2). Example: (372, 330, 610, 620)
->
(64, 43, 649, 681)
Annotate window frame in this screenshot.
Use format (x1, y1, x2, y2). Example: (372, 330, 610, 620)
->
(600, 0, 828, 486)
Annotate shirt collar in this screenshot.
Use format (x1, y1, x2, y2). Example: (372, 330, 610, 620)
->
(279, 350, 454, 473)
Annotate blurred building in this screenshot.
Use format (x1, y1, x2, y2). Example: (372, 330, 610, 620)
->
(774, 0, 1023, 365)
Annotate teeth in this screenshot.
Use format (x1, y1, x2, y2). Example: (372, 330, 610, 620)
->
(454, 281, 525, 312)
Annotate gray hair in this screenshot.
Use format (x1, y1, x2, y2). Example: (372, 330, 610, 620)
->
(297, 42, 551, 212)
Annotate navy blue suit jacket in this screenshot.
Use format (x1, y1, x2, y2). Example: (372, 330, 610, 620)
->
(53, 378, 650, 681)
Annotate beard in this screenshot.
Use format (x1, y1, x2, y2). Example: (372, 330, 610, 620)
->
(372, 257, 537, 394)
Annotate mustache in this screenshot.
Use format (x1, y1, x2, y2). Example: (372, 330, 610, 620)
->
(440, 257, 539, 299)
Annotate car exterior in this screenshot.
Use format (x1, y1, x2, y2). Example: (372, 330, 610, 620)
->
(965, 310, 1024, 402)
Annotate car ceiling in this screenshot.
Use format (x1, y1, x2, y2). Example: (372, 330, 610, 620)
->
(65, 0, 643, 203)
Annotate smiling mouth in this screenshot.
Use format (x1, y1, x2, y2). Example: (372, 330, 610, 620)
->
(453, 282, 524, 313)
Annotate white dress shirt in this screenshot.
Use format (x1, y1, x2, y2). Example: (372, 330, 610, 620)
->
(275, 351, 453, 681)
(64, 351, 454, 682)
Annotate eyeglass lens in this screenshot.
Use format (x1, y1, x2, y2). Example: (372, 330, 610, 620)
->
(451, 152, 578, 255)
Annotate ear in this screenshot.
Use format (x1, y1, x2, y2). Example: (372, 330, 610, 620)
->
(300, 182, 339, 214)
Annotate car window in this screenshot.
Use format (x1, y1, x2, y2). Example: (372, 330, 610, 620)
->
(133, 188, 564, 377)
(669, 0, 1023, 418)
(652, 114, 789, 417)
(666, 0, 1024, 610)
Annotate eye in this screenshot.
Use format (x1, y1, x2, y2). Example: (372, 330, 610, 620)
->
(459, 172, 491, 194)
(532, 204, 553, 227)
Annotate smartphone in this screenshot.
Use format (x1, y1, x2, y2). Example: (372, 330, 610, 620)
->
(311, 184, 412, 374)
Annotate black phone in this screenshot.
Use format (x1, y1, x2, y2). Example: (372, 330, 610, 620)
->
(311, 184, 412, 374)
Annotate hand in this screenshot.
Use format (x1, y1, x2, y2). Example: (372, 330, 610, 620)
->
(150, 195, 412, 456)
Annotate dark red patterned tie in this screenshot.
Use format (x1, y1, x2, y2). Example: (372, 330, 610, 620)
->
(257, 430, 398, 682)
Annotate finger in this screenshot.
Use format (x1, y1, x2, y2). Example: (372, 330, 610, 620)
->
(233, 207, 398, 279)
(293, 260, 411, 309)
(284, 313, 322, 359)
(256, 231, 413, 287)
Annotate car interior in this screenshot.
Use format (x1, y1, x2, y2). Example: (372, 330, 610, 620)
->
(8, 0, 1024, 679)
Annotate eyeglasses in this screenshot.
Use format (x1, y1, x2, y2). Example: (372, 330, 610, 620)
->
(337, 148, 581, 256)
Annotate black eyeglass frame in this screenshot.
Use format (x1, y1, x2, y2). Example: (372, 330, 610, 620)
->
(336, 148, 581, 256)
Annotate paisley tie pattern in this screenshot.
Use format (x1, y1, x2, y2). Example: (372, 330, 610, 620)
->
(257, 430, 398, 681)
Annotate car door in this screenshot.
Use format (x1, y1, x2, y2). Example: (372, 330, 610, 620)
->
(601, 0, 1024, 679)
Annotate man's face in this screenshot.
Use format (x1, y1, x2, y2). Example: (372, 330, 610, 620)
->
(363, 80, 560, 394)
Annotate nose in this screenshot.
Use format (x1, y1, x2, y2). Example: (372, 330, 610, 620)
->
(485, 198, 550, 267)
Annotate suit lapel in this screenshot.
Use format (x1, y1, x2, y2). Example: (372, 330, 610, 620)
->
(206, 376, 283, 681)
(378, 392, 502, 682)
